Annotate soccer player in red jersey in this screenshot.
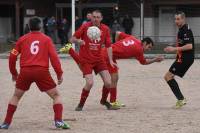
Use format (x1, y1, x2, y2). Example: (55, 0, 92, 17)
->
(100, 32, 164, 107)
(70, 10, 118, 111)
(61, 31, 164, 108)
(0, 17, 70, 129)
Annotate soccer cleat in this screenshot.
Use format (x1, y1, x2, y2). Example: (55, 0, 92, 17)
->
(111, 101, 126, 108)
(75, 104, 83, 111)
(0, 123, 10, 129)
(174, 98, 187, 109)
(55, 120, 70, 129)
(59, 43, 72, 54)
(100, 101, 120, 110)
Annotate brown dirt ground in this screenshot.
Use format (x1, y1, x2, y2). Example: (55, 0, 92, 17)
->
(0, 59, 200, 133)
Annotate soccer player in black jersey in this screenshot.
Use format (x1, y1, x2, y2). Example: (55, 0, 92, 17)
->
(164, 11, 194, 109)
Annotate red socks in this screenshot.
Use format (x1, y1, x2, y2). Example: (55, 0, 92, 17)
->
(100, 86, 109, 103)
(4, 104, 17, 124)
(4, 103, 63, 124)
(101, 87, 117, 103)
(79, 89, 90, 106)
(53, 104, 63, 121)
(110, 88, 117, 103)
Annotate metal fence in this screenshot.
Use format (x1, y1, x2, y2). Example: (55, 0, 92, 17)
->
(143, 36, 200, 55)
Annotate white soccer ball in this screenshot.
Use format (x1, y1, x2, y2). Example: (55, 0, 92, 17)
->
(87, 26, 101, 41)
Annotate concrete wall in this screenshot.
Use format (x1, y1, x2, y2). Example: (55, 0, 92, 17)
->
(187, 17, 200, 43)
(130, 17, 200, 44)
(0, 17, 12, 43)
(24, 17, 44, 33)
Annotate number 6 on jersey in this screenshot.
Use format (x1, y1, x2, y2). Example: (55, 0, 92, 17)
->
(30, 41, 39, 55)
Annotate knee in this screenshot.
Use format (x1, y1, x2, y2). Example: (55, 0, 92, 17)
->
(110, 74, 119, 87)
(164, 74, 168, 81)
(114, 76, 119, 84)
(13, 92, 23, 100)
(164, 73, 173, 82)
(104, 79, 112, 88)
(86, 80, 94, 89)
(13, 94, 22, 100)
(111, 78, 118, 88)
(51, 91, 60, 99)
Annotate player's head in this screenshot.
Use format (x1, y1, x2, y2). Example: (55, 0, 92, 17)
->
(91, 10, 103, 26)
(29, 16, 42, 31)
(142, 37, 154, 51)
(86, 12, 92, 20)
(175, 11, 186, 28)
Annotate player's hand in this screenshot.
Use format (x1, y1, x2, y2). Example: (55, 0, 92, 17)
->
(77, 39, 85, 45)
(164, 46, 176, 53)
(155, 55, 164, 62)
(57, 76, 63, 85)
(12, 74, 18, 82)
(110, 60, 118, 68)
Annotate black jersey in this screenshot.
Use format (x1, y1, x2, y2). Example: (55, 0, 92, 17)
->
(176, 24, 194, 62)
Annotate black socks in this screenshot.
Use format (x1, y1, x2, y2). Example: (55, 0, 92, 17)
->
(167, 79, 184, 100)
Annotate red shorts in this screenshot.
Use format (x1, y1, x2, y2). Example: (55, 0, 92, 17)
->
(106, 58, 118, 74)
(16, 67, 56, 92)
(102, 48, 118, 74)
(80, 60, 108, 75)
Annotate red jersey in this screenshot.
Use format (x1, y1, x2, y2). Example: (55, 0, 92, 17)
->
(104, 32, 146, 64)
(9, 31, 63, 79)
(74, 21, 111, 63)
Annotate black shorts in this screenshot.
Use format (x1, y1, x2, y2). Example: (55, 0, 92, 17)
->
(169, 60, 194, 78)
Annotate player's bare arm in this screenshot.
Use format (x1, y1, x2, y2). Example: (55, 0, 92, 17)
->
(164, 43, 193, 53)
(107, 47, 117, 68)
(144, 55, 164, 65)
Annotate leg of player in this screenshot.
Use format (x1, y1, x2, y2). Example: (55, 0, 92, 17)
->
(101, 72, 125, 108)
(61, 45, 83, 71)
(46, 88, 70, 129)
(68, 48, 81, 65)
(110, 73, 118, 103)
(99, 70, 120, 110)
(75, 74, 94, 111)
(109, 73, 125, 108)
(0, 88, 25, 129)
(59, 43, 81, 65)
(164, 71, 186, 108)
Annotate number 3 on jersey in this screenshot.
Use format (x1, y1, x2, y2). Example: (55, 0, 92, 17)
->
(30, 41, 39, 55)
(123, 40, 135, 46)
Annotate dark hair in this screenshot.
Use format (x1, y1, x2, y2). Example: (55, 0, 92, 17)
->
(29, 16, 41, 31)
(87, 11, 92, 14)
(142, 37, 154, 46)
(175, 11, 186, 18)
(92, 10, 102, 16)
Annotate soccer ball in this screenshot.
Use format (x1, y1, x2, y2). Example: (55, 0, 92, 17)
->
(87, 26, 101, 41)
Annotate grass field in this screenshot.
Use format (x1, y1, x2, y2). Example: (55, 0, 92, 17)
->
(0, 58, 200, 133)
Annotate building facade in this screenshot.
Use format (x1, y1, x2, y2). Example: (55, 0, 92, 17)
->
(0, 0, 200, 44)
